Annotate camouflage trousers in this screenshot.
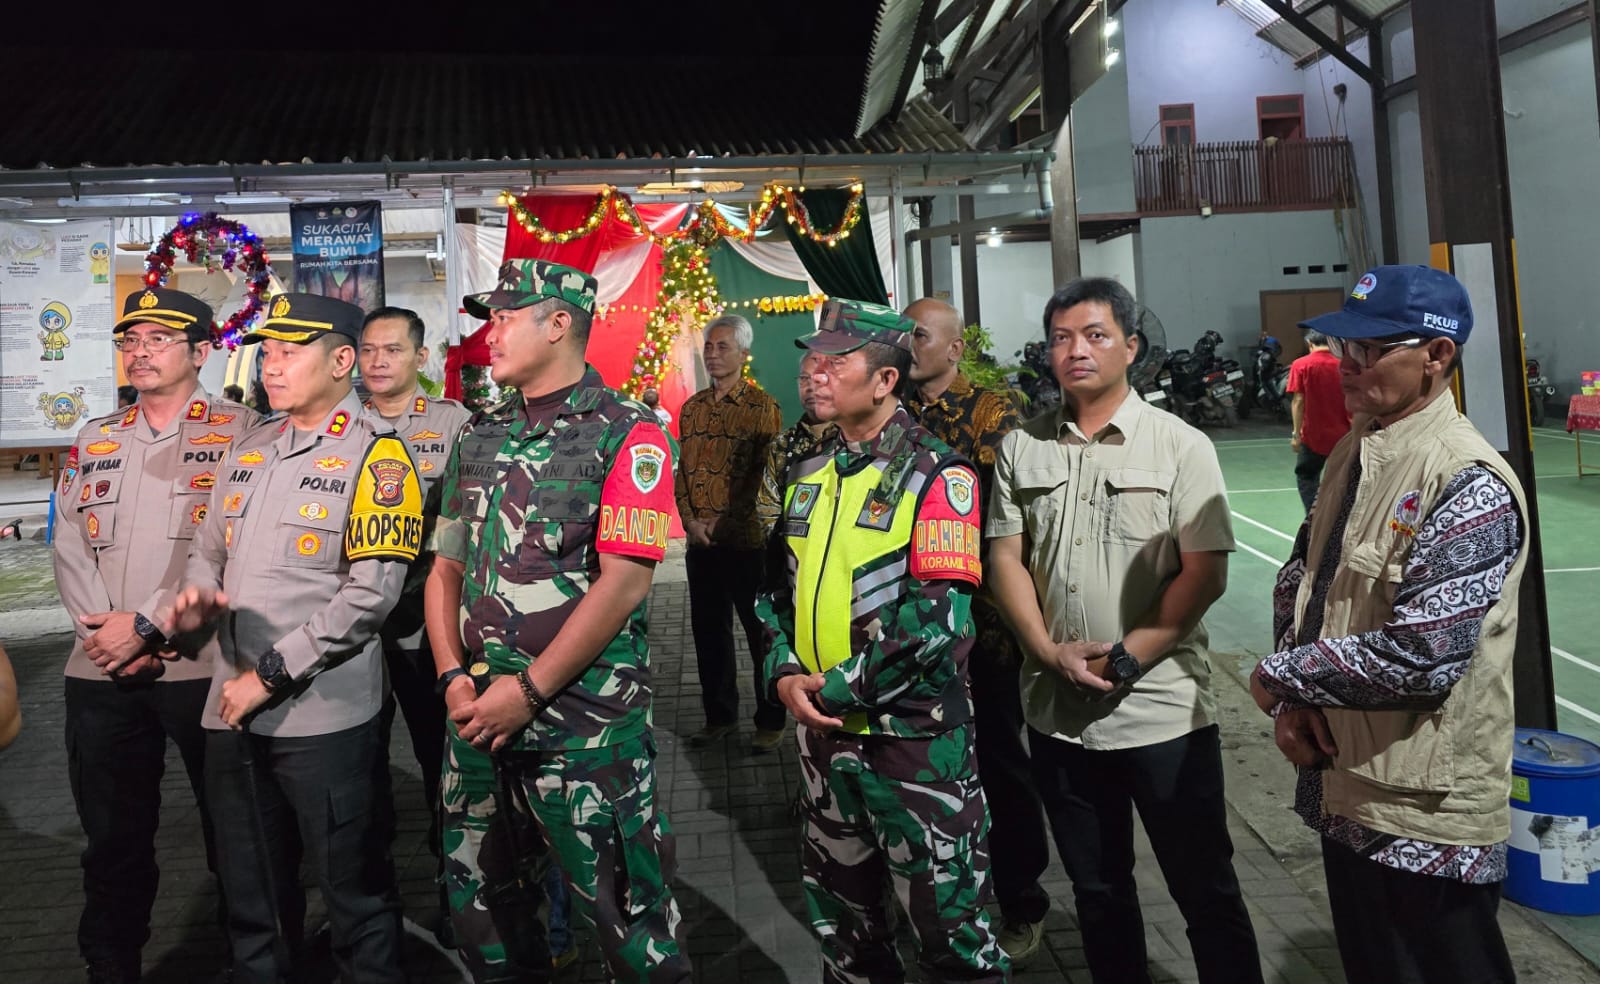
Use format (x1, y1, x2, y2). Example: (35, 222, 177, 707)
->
(442, 726, 691, 983)
(797, 726, 1009, 984)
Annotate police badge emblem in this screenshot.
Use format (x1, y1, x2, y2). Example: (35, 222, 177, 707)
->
(367, 459, 412, 507)
(630, 443, 666, 493)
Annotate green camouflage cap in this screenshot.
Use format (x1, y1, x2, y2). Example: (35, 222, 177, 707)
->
(795, 298, 912, 354)
(463, 259, 598, 319)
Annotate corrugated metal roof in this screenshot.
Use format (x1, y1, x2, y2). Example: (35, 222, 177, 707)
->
(0, 49, 970, 173)
(1222, 0, 1406, 62)
(856, 0, 927, 136)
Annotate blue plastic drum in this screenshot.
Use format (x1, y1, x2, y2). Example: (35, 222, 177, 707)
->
(1505, 727, 1600, 915)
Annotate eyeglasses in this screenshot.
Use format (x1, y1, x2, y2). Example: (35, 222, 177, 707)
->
(113, 333, 187, 354)
(1326, 335, 1424, 369)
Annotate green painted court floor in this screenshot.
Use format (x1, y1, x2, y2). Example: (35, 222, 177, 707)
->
(1208, 424, 1600, 746)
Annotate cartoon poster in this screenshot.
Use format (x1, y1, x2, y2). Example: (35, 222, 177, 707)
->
(0, 218, 117, 447)
(290, 201, 385, 312)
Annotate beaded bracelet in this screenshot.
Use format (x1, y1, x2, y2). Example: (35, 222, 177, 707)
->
(517, 669, 550, 718)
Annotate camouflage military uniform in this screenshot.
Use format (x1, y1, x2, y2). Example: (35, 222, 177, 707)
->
(754, 416, 837, 543)
(759, 404, 1008, 983)
(433, 365, 689, 983)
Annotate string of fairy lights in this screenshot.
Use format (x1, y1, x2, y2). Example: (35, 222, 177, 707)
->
(493, 183, 862, 397)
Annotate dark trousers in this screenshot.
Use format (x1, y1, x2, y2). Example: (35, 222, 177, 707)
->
(1295, 447, 1329, 513)
(65, 676, 217, 967)
(1030, 724, 1262, 984)
(688, 544, 784, 731)
(1322, 837, 1515, 984)
(969, 649, 1050, 924)
(378, 641, 446, 832)
(205, 718, 404, 984)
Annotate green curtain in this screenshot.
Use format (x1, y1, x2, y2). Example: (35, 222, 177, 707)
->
(782, 188, 889, 305)
(707, 243, 815, 425)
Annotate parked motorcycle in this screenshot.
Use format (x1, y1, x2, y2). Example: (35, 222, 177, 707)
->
(1252, 335, 1292, 420)
(1165, 331, 1242, 428)
(1527, 357, 1556, 427)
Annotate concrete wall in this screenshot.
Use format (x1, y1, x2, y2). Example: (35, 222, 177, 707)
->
(1071, 53, 1136, 215)
(1301, 36, 1381, 260)
(1381, 2, 1600, 393)
(1123, 0, 1305, 144)
(1135, 211, 1351, 358)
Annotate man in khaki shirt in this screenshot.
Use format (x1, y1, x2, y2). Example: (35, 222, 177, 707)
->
(987, 278, 1260, 984)
(53, 287, 258, 983)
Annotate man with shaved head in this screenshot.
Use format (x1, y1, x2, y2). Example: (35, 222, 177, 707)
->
(902, 297, 1049, 963)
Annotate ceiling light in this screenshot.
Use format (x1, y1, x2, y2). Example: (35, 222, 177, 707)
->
(986, 229, 1003, 247)
(23, 217, 67, 224)
(1104, 18, 1119, 38)
(1104, 47, 1121, 68)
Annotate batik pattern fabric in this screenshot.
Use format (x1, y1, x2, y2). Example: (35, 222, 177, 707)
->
(674, 378, 782, 549)
(1259, 464, 1522, 883)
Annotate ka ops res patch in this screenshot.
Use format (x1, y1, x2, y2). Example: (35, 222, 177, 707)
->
(345, 435, 425, 561)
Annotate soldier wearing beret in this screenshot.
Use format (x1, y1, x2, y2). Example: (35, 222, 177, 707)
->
(757, 299, 1008, 982)
(171, 292, 421, 983)
(425, 259, 690, 981)
(53, 287, 259, 983)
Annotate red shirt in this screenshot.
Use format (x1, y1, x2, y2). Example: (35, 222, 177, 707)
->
(1287, 349, 1351, 456)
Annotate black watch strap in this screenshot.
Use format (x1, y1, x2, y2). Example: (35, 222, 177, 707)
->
(435, 667, 468, 697)
(133, 613, 167, 646)
(1109, 641, 1142, 683)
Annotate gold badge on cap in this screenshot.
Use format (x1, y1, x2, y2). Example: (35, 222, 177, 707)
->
(271, 296, 291, 318)
(138, 291, 159, 309)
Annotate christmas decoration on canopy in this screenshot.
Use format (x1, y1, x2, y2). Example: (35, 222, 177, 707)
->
(597, 291, 828, 322)
(144, 213, 274, 349)
(625, 238, 739, 399)
(496, 182, 865, 248)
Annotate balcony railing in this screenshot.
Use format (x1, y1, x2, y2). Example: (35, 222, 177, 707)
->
(1133, 137, 1358, 215)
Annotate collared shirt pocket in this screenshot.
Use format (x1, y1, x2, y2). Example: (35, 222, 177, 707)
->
(168, 492, 213, 540)
(76, 477, 120, 548)
(277, 499, 350, 570)
(520, 478, 601, 576)
(1012, 466, 1069, 546)
(1342, 540, 1405, 613)
(1102, 467, 1175, 545)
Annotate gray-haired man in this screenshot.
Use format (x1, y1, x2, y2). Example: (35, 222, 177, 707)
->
(675, 314, 784, 750)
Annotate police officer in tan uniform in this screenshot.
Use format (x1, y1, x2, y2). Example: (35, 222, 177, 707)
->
(53, 286, 258, 984)
(171, 293, 423, 984)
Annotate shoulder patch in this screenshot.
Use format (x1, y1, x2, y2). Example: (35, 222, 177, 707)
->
(120, 406, 139, 428)
(326, 410, 351, 437)
(186, 400, 208, 421)
(345, 435, 423, 562)
(415, 396, 427, 414)
(911, 465, 983, 585)
(597, 420, 674, 561)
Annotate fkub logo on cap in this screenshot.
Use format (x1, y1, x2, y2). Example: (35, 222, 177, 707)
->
(138, 291, 159, 309)
(1351, 272, 1378, 300)
(271, 296, 292, 318)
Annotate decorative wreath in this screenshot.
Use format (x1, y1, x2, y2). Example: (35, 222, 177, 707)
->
(144, 212, 275, 348)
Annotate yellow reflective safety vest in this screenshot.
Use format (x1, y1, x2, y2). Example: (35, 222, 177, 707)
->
(772, 411, 982, 737)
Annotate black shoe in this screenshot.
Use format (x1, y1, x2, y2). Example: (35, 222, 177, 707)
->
(85, 958, 139, 984)
(688, 723, 737, 747)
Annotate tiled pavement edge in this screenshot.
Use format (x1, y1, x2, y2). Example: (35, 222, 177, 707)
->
(1, 577, 1595, 982)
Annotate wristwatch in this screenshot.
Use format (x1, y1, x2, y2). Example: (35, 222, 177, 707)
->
(255, 647, 293, 693)
(133, 612, 167, 647)
(435, 667, 469, 697)
(1107, 641, 1142, 684)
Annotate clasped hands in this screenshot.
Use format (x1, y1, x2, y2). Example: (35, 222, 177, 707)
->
(448, 673, 534, 754)
(1037, 640, 1122, 695)
(1250, 667, 1338, 768)
(80, 610, 177, 681)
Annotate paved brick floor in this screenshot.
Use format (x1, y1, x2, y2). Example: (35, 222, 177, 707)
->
(2, 583, 1348, 983)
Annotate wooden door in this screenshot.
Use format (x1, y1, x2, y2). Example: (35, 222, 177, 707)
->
(1259, 288, 1346, 363)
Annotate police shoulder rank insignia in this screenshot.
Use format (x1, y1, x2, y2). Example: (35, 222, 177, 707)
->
(1390, 488, 1423, 538)
(630, 442, 666, 493)
(189, 432, 232, 445)
(326, 411, 350, 437)
(790, 483, 821, 519)
(186, 400, 208, 421)
(86, 439, 120, 455)
(236, 449, 265, 465)
(120, 406, 139, 428)
(910, 465, 983, 585)
(414, 397, 427, 414)
(315, 456, 349, 473)
(345, 436, 423, 562)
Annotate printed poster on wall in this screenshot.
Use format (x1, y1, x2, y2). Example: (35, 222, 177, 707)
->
(0, 218, 117, 447)
(290, 201, 385, 311)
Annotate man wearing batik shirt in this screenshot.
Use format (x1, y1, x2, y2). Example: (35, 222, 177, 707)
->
(759, 299, 1007, 983)
(901, 297, 1049, 964)
(1251, 265, 1528, 984)
(425, 259, 689, 983)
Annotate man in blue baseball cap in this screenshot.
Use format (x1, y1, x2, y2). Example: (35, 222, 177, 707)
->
(1248, 264, 1530, 982)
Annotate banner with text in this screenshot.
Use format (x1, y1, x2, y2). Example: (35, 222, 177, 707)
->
(0, 218, 117, 447)
(291, 201, 385, 310)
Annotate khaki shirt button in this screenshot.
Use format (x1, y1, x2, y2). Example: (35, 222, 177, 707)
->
(1085, 449, 1095, 458)
(1074, 537, 1083, 546)
(1069, 584, 1079, 593)
(1080, 492, 1089, 501)
(1069, 632, 1080, 641)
